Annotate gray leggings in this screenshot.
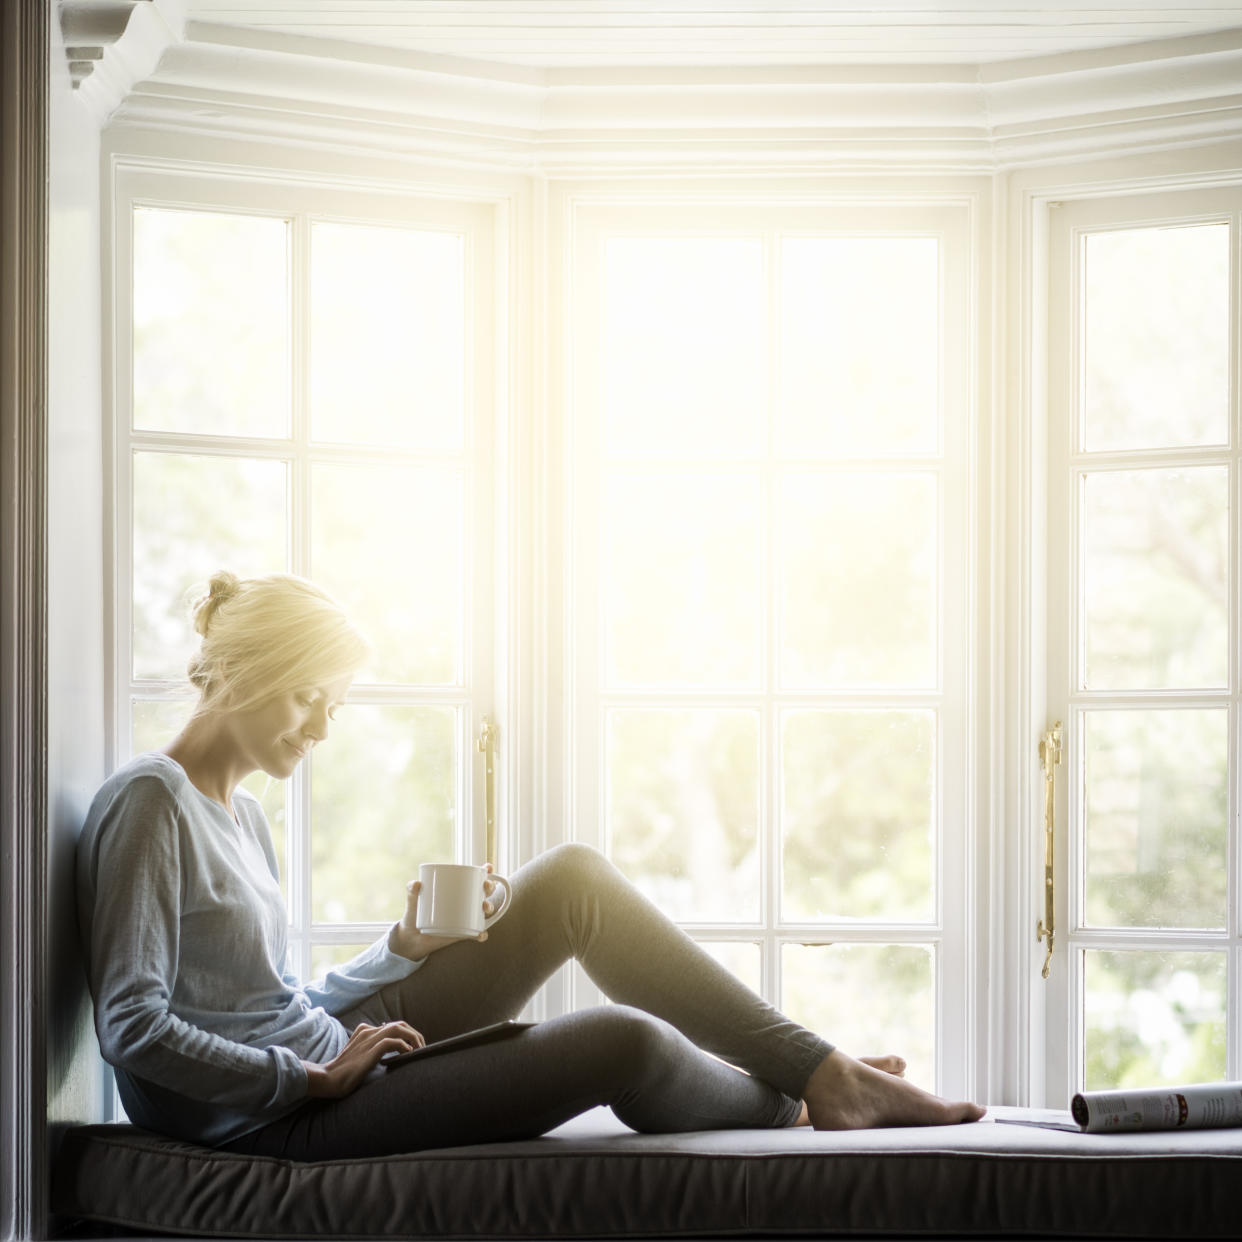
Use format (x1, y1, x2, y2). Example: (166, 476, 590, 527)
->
(221, 843, 834, 1160)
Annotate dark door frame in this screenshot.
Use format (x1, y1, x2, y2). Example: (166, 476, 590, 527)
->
(1, 0, 50, 1238)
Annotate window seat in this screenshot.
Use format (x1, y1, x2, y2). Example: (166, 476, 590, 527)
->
(52, 1106, 1241, 1239)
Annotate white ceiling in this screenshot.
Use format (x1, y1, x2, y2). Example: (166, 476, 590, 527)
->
(182, 1, 1242, 66)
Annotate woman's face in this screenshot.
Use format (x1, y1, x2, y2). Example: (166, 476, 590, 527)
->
(229, 673, 353, 779)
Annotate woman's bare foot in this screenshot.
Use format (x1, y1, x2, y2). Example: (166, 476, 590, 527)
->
(802, 1050, 986, 1130)
(860, 1054, 906, 1078)
(792, 1054, 907, 1124)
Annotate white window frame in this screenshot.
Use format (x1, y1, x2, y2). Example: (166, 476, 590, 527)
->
(1041, 183, 1242, 1102)
(105, 163, 511, 988)
(555, 193, 984, 1100)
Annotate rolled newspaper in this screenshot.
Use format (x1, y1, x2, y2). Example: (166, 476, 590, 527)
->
(1071, 1082, 1242, 1133)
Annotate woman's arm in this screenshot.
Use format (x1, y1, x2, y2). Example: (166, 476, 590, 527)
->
(80, 775, 308, 1115)
(286, 938, 424, 1015)
(285, 872, 501, 1012)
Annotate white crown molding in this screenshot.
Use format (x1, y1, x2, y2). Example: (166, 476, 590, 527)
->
(101, 21, 1242, 173)
(991, 98, 1242, 169)
(60, 0, 187, 123)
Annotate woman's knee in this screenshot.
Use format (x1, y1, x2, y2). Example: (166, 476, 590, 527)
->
(580, 1004, 684, 1081)
(539, 841, 614, 888)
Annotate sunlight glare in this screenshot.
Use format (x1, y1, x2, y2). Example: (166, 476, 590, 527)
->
(604, 470, 762, 687)
(311, 222, 465, 451)
(605, 237, 764, 457)
(781, 236, 938, 456)
(133, 207, 289, 438)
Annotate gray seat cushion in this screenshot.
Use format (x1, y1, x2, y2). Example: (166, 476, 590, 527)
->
(52, 1106, 1242, 1238)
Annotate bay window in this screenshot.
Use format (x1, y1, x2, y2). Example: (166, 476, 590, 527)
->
(109, 161, 1242, 1113)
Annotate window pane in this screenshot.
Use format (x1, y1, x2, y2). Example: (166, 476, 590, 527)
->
(604, 238, 764, 458)
(133, 697, 289, 898)
(310, 943, 372, 980)
(132, 207, 289, 439)
(131, 697, 195, 754)
(1082, 466, 1228, 690)
(780, 472, 937, 688)
(1084, 950, 1226, 1090)
(606, 709, 760, 922)
(1084, 709, 1227, 930)
(781, 237, 939, 456)
(698, 942, 761, 995)
(311, 704, 456, 924)
(783, 943, 935, 1087)
(133, 452, 287, 681)
(311, 223, 465, 451)
(1083, 224, 1229, 452)
(311, 463, 462, 685)
(782, 710, 934, 922)
(604, 471, 760, 688)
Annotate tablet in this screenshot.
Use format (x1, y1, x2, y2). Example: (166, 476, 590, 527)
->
(381, 1019, 537, 1069)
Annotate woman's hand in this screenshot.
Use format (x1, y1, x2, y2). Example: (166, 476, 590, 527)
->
(387, 865, 503, 962)
(303, 1020, 425, 1099)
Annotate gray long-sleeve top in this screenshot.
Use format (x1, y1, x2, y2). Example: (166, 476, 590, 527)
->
(76, 752, 421, 1145)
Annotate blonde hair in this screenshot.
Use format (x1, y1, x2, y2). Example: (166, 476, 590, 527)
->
(187, 571, 371, 717)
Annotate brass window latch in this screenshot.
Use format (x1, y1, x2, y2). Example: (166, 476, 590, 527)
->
(1036, 721, 1062, 980)
(477, 717, 497, 868)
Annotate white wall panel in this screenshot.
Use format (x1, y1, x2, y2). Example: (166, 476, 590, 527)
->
(47, 0, 108, 1145)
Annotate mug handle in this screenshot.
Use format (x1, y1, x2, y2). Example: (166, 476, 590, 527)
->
(483, 874, 512, 929)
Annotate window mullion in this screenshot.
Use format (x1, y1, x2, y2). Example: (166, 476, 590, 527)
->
(1229, 206, 1242, 1084)
(125, 431, 296, 459)
(764, 227, 779, 1002)
(765, 691, 779, 1002)
(290, 209, 312, 973)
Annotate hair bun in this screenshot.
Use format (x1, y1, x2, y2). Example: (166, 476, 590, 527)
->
(191, 571, 242, 638)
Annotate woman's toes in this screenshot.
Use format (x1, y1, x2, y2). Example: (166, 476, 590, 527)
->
(859, 1054, 907, 1078)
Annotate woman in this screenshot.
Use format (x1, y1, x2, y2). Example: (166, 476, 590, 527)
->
(77, 570, 984, 1161)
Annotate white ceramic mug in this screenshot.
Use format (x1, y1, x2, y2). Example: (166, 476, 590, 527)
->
(416, 862, 513, 938)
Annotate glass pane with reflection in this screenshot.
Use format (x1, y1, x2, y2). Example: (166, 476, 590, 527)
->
(604, 470, 761, 688)
(604, 238, 764, 458)
(782, 943, 935, 1088)
(133, 452, 287, 681)
(781, 236, 939, 456)
(780, 471, 937, 688)
(311, 703, 457, 924)
(1082, 467, 1227, 690)
(607, 709, 760, 922)
(1084, 709, 1227, 930)
(782, 710, 934, 922)
(132, 207, 289, 439)
(311, 462, 463, 686)
(1083, 224, 1229, 452)
(311, 222, 465, 452)
(133, 698, 289, 898)
(1084, 950, 1226, 1090)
